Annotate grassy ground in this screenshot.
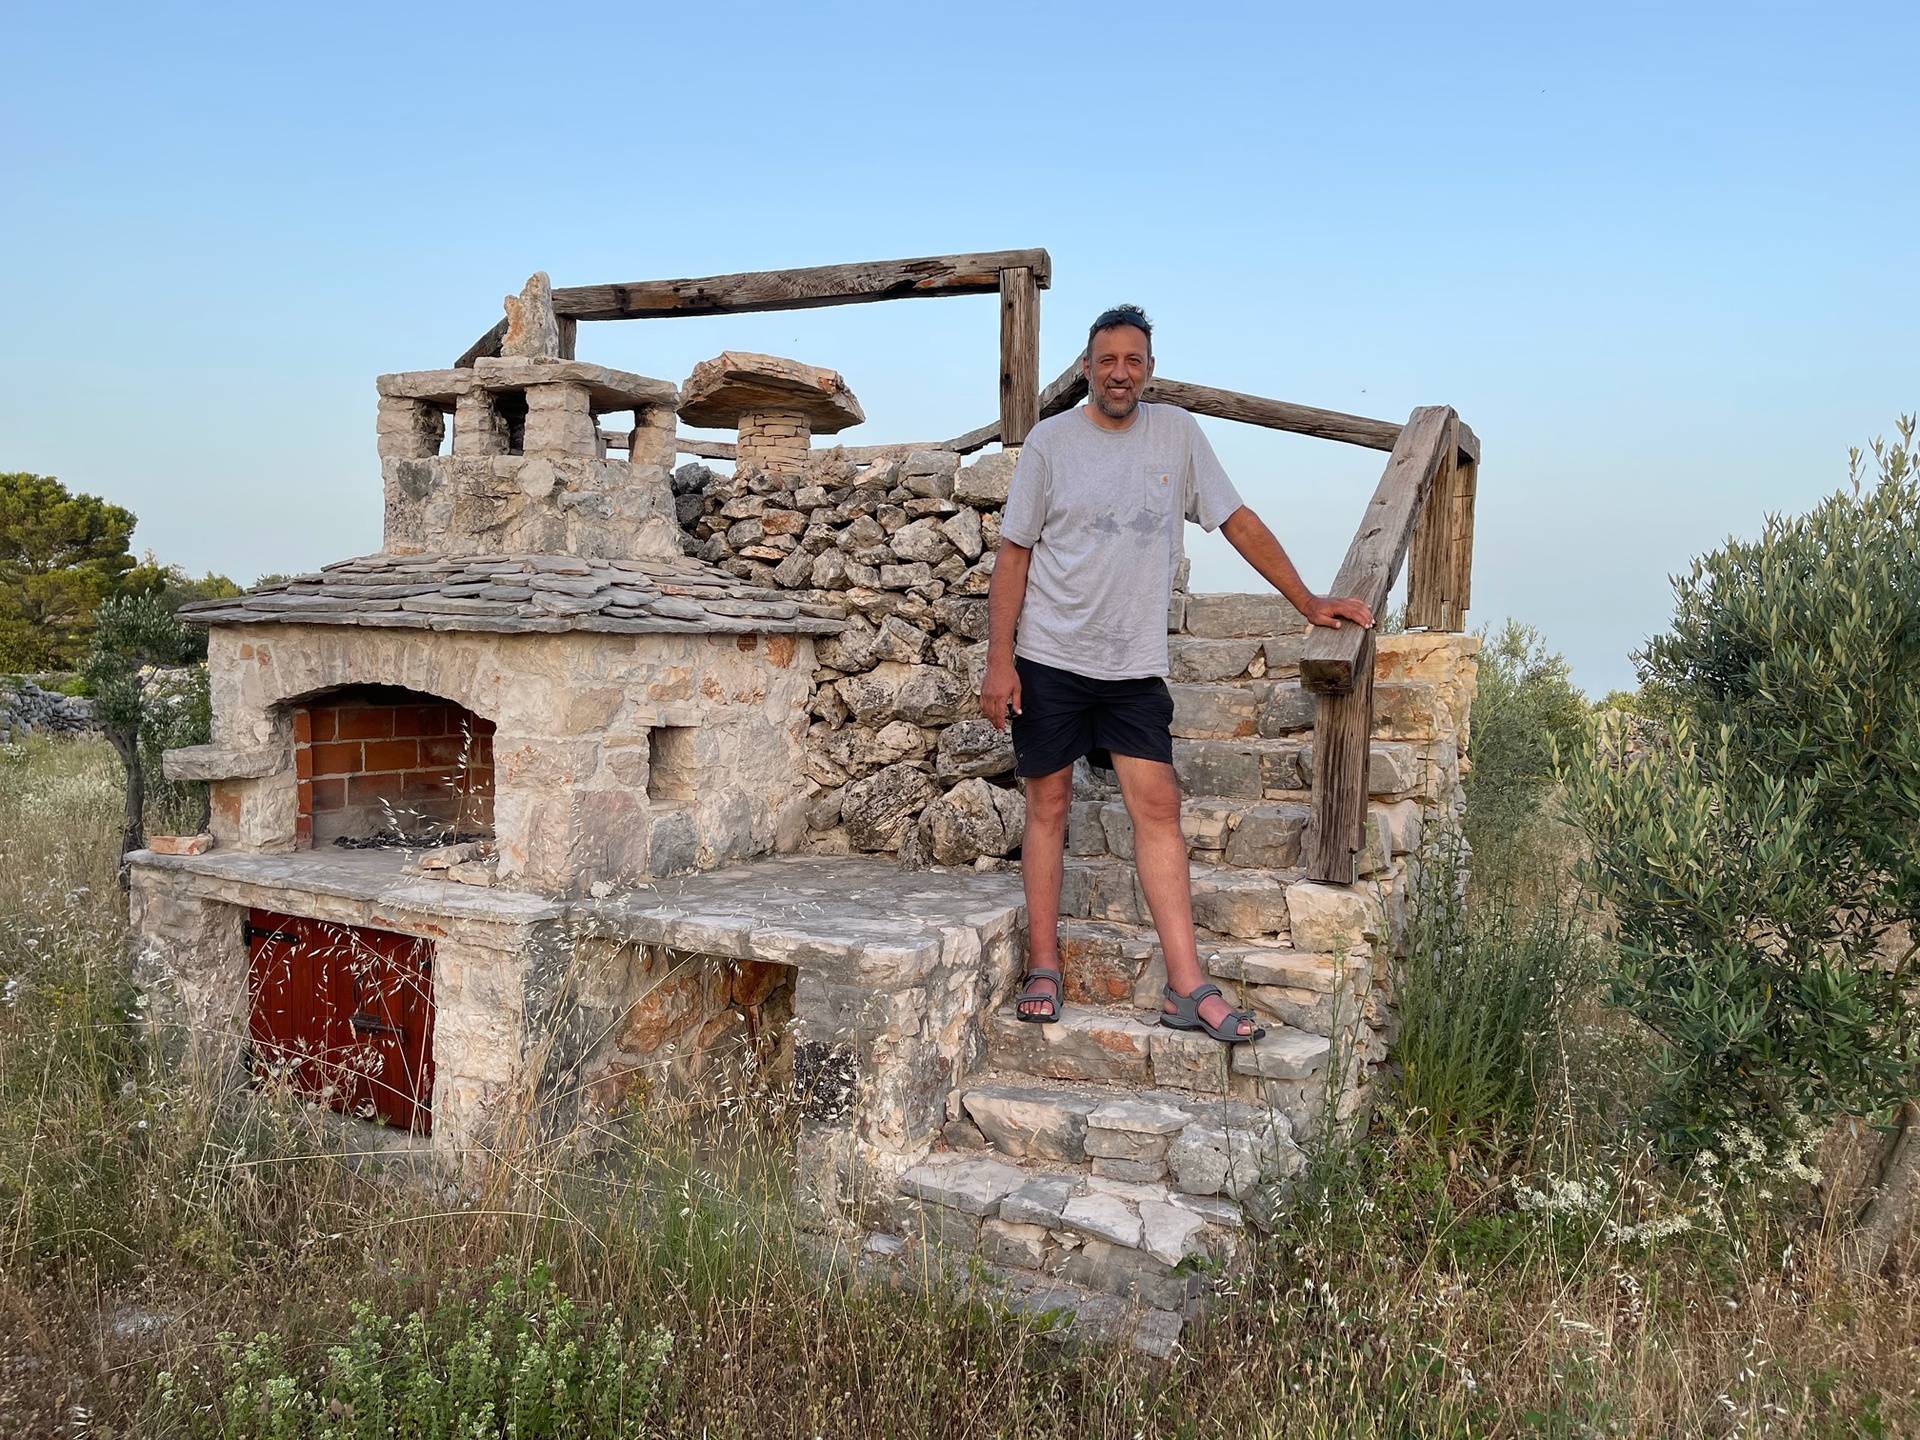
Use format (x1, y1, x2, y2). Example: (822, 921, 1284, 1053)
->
(1, 737, 1915, 1437)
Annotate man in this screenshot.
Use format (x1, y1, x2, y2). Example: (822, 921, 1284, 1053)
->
(979, 305, 1374, 1041)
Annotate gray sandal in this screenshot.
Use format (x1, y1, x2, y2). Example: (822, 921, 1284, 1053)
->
(1015, 965, 1063, 1024)
(1160, 982, 1264, 1044)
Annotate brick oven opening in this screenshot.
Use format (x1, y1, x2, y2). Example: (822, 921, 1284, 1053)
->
(292, 685, 495, 848)
(246, 908, 435, 1133)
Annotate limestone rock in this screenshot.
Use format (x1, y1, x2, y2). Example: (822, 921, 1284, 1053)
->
(1170, 1118, 1283, 1200)
(502, 272, 560, 359)
(899, 1155, 1026, 1216)
(954, 451, 1016, 506)
(1284, 881, 1384, 954)
(963, 1084, 1101, 1162)
(935, 718, 1015, 779)
(1138, 1199, 1209, 1267)
(841, 763, 938, 850)
(890, 517, 956, 565)
(922, 777, 1024, 865)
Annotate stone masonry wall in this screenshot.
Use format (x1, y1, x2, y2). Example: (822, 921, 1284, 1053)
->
(671, 447, 1477, 886)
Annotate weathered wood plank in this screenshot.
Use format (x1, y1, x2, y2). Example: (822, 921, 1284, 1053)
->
(1139, 378, 1402, 451)
(556, 248, 1052, 322)
(610, 434, 956, 464)
(1452, 447, 1478, 612)
(1404, 414, 1461, 630)
(945, 352, 1088, 453)
(998, 266, 1041, 446)
(455, 248, 1052, 366)
(455, 317, 508, 369)
(556, 315, 578, 361)
(1301, 405, 1455, 694)
(1306, 631, 1376, 884)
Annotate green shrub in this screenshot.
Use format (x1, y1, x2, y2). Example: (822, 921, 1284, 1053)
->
(1391, 841, 1589, 1151)
(151, 1266, 674, 1438)
(1559, 419, 1920, 1160)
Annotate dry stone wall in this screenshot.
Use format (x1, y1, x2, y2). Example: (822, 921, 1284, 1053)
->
(673, 446, 1030, 867)
(0, 679, 96, 742)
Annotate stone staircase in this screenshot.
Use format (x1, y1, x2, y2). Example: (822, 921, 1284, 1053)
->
(833, 625, 1476, 1353)
(858, 684, 1391, 1349)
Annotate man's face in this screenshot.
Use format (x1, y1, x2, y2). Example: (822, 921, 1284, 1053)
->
(1085, 324, 1154, 420)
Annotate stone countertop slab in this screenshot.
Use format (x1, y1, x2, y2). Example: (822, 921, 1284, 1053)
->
(126, 846, 567, 924)
(574, 855, 1024, 986)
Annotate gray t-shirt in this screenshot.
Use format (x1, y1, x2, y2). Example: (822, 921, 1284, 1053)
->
(1000, 402, 1244, 679)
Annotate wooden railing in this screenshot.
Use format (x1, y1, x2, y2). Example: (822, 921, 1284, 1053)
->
(453, 249, 1477, 883)
(1301, 408, 1477, 884)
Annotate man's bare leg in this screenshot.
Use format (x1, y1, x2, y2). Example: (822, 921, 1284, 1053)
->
(1018, 764, 1074, 1017)
(1109, 753, 1254, 1035)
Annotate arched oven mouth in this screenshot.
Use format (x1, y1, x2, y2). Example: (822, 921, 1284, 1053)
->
(289, 684, 495, 851)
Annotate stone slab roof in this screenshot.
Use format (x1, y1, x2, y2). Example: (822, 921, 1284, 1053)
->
(180, 551, 846, 637)
(377, 358, 678, 413)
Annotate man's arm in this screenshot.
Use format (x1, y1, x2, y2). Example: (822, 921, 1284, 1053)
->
(979, 541, 1032, 730)
(1219, 506, 1375, 630)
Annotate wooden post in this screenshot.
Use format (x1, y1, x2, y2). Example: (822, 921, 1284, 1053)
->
(999, 265, 1040, 446)
(1405, 413, 1460, 629)
(1307, 629, 1376, 885)
(556, 316, 578, 360)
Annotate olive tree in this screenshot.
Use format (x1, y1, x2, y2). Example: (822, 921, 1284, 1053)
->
(83, 596, 202, 866)
(1560, 418, 1920, 1269)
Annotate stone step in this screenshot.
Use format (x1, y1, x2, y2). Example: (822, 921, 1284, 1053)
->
(1057, 856, 1300, 937)
(1053, 918, 1371, 1038)
(954, 1072, 1305, 1186)
(1070, 795, 1312, 869)
(889, 1148, 1290, 1314)
(1067, 735, 1422, 803)
(983, 998, 1335, 1102)
(847, 1230, 1188, 1358)
(1165, 679, 1320, 743)
(1166, 633, 1306, 683)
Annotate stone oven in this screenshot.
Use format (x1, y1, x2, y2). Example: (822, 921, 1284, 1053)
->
(129, 274, 849, 1145)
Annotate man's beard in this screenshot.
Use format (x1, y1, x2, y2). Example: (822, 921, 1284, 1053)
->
(1094, 386, 1140, 420)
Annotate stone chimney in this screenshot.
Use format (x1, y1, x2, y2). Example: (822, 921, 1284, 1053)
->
(375, 273, 684, 559)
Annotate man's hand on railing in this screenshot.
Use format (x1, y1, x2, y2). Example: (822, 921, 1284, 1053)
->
(1301, 595, 1375, 630)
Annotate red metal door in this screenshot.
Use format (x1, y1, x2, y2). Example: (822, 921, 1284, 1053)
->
(246, 909, 436, 1133)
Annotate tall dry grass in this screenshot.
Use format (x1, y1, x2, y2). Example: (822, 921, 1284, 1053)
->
(0, 736, 1915, 1437)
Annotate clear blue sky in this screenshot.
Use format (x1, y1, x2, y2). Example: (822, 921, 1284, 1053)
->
(4, 1, 1915, 693)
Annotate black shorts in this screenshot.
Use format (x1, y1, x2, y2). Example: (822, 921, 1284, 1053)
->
(1009, 655, 1176, 779)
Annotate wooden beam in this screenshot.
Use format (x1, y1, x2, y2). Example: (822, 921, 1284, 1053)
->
(455, 247, 1053, 367)
(945, 352, 1087, 454)
(1139, 378, 1402, 451)
(556, 316, 578, 361)
(1300, 405, 1455, 694)
(1456, 421, 1480, 465)
(455, 317, 508, 369)
(1306, 631, 1376, 885)
(609, 433, 956, 464)
(555, 248, 1052, 322)
(998, 266, 1040, 446)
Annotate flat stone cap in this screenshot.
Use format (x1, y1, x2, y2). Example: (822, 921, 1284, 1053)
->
(376, 361, 678, 413)
(178, 552, 845, 638)
(678, 352, 864, 433)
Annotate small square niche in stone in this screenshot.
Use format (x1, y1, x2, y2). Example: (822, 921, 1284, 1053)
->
(647, 726, 697, 805)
